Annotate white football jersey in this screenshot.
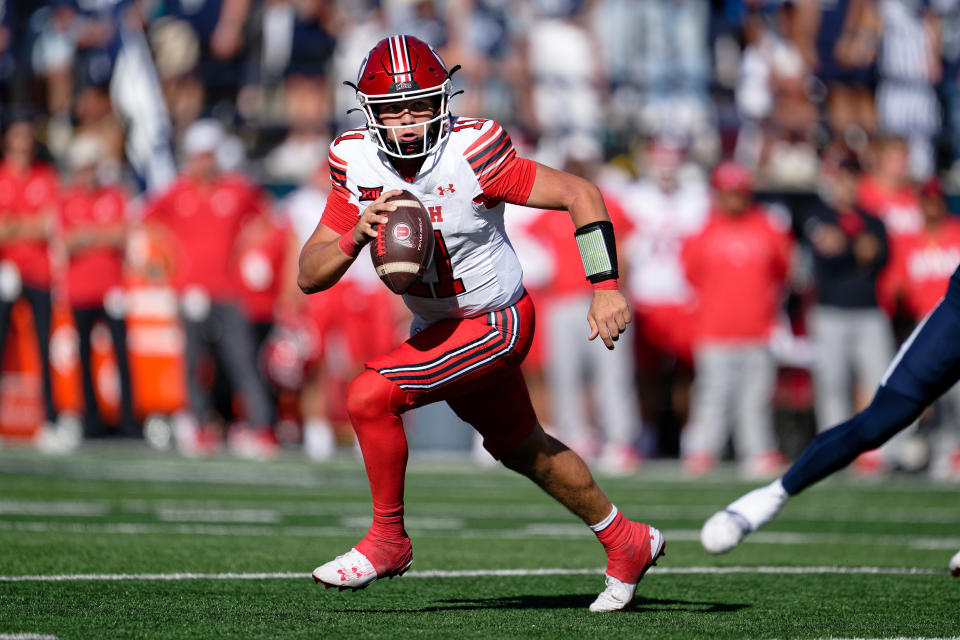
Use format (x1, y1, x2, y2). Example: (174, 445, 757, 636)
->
(617, 179, 709, 306)
(322, 117, 529, 327)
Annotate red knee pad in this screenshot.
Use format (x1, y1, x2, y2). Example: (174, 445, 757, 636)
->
(346, 368, 411, 423)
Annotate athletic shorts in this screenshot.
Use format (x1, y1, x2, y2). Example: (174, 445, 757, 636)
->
(366, 292, 537, 458)
(307, 282, 398, 366)
(881, 268, 960, 403)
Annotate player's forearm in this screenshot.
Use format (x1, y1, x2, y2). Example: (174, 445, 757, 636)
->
(526, 163, 610, 228)
(297, 240, 355, 294)
(566, 181, 610, 230)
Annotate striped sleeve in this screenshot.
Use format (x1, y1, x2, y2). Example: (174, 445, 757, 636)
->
(319, 184, 360, 235)
(463, 121, 518, 192)
(328, 147, 348, 189)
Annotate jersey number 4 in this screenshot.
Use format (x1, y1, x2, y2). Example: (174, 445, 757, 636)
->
(408, 231, 466, 298)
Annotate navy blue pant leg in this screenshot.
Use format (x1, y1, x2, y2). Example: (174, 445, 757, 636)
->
(782, 268, 960, 495)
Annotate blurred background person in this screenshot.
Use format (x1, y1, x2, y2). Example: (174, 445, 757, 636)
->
(875, 0, 941, 180)
(590, 0, 711, 143)
(519, 1, 605, 142)
(142, 118, 274, 457)
(260, 0, 337, 184)
(734, 1, 820, 188)
(57, 135, 137, 440)
(815, 0, 880, 142)
(531, 139, 641, 473)
(278, 159, 401, 461)
(681, 161, 793, 477)
(887, 177, 960, 477)
(0, 116, 60, 436)
(857, 135, 921, 246)
(802, 151, 892, 437)
(619, 138, 709, 458)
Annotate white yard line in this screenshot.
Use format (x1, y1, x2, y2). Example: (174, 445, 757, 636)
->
(0, 566, 946, 583)
(3, 497, 958, 525)
(1, 520, 958, 551)
(0, 634, 59, 639)
(0, 501, 109, 517)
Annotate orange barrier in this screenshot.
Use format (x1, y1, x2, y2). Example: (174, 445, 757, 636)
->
(0, 300, 44, 440)
(0, 230, 188, 440)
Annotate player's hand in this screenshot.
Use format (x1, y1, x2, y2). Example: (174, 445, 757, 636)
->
(811, 223, 846, 257)
(352, 189, 402, 246)
(587, 289, 631, 350)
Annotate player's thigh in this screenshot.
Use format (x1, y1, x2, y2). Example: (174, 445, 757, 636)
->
(446, 366, 538, 459)
(882, 299, 960, 402)
(366, 294, 534, 411)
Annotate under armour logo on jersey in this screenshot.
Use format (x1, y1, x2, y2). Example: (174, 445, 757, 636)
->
(359, 186, 383, 201)
(437, 184, 456, 196)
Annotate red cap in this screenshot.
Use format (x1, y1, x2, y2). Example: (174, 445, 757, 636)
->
(710, 160, 754, 192)
(920, 176, 943, 199)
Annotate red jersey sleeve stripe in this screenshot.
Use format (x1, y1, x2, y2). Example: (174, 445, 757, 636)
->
(319, 184, 359, 235)
(329, 166, 347, 188)
(468, 128, 511, 166)
(329, 148, 347, 167)
(472, 138, 514, 178)
(463, 122, 501, 157)
(328, 148, 348, 187)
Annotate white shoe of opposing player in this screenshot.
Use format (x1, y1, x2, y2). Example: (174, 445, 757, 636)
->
(701, 480, 788, 554)
(950, 549, 960, 578)
(312, 546, 412, 591)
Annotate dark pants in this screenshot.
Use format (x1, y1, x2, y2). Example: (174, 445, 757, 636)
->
(0, 285, 56, 423)
(782, 267, 960, 494)
(72, 306, 138, 438)
(182, 301, 274, 427)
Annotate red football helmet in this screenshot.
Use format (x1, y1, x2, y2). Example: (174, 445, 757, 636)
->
(352, 35, 454, 158)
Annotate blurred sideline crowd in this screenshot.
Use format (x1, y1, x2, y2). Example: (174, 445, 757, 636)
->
(2, 0, 960, 479)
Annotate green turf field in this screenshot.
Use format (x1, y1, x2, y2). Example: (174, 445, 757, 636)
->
(1, 446, 958, 639)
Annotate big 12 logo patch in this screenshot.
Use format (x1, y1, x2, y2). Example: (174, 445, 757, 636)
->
(359, 186, 383, 201)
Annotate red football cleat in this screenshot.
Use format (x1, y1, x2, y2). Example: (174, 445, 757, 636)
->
(591, 522, 665, 612)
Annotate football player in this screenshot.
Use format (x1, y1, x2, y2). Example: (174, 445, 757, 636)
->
(298, 35, 664, 611)
(701, 263, 960, 578)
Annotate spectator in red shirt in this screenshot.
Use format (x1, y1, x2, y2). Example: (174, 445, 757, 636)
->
(0, 116, 59, 430)
(889, 179, 960, 320)
(58, 136, 138, 439)
(681, 161, 792, 477)
(888, 178, 960, 478)
(143, 119, 274, 457)
(856, 136, 923, 238)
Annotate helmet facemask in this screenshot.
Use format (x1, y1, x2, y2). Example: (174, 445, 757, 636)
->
(357, 80, 452, 159)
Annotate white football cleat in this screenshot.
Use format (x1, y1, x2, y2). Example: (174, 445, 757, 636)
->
(701, 480, 788, 554)
(589, 574, 639, 613)
(312, 547, 412, 591)
(950, 549, 960, 578)
(589, 525, 665, 612)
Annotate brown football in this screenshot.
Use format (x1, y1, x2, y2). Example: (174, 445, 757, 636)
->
(371, 190, 435, 294)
